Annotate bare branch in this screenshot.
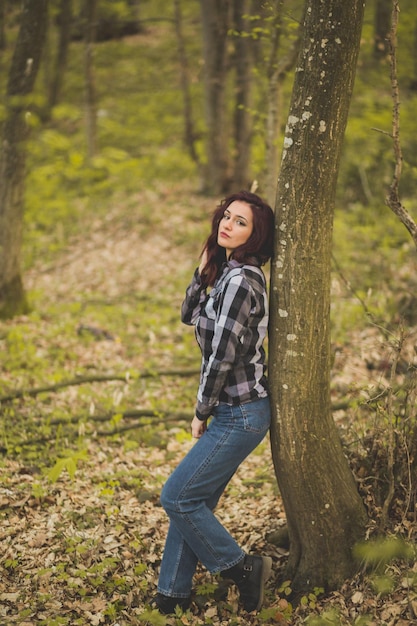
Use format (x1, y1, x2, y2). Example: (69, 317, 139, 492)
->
(380, 329, 405, 528)
(385, 0, 417, 247)
(0, 368, 200, 403)
(370, 126, 392, 137)
(15, 410, 192, 447)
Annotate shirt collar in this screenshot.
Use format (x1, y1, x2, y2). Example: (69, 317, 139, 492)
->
(227, 258, 244, 269)
(226, 258, 261, 269)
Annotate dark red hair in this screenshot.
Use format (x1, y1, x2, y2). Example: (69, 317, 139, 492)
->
(200, 190, 274, 287)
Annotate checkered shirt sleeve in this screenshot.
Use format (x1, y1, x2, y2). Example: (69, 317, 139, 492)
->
(181, 262, 268, 421)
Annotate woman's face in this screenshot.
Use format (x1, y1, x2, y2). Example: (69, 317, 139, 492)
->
(217, 200, 253, 258)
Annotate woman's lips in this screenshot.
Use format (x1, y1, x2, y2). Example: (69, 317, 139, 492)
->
(219, 232, 230, 239)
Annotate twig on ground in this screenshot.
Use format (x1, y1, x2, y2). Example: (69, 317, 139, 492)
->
(14, 410, 192, 447)
(0, 368, 200, 403)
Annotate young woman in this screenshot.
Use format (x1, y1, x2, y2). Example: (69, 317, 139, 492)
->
(152, 190, 275, 615)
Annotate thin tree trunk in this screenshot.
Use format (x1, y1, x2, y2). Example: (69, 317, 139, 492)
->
(263, 0, 300, 205)
(269, 0, 367, 595)
(374, 0, 392, 59)
(0, 0, 48, 319)
(232, 0, 252, 189)
(199, 0, 231, 194)
(130, 0, 141, 30)
(385, 0, 417, 247)
(0, 0, 6, 50)
(173, 0, 199, 165)
(247, 0, 300, 205)
(263, 0, 284, 205)
(413, 13, 417, 91)
(84, 0, 97, 163)
(47, 0, 72, 114)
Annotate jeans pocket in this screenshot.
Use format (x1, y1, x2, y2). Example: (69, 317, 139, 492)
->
(241, 398, 271, 433)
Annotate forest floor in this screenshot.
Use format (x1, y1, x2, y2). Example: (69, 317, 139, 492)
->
(0, 184, 416, 625)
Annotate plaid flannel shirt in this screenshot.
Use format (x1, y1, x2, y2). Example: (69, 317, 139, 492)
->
(181, 259, 269, 420)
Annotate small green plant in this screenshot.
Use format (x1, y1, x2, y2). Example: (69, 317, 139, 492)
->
(300, 587, 325, 610)
(104, 601, 123, 620)
(98, 478, 120, 497)
(354, 536, 415, 572)
(278, 579, 292, 597)
(136, 608, 168, 626)
(195, 580, 218, 596)
(4, 558, 19, 570)
(354, 537, 416, 606)
(31, 481, 47, 500)
(370, 573, 395, 595)
(47, 449, 88, 482)
(304, 608, 343, 625)
(134, 562, 147, 576)
(259, 602, 293, 622)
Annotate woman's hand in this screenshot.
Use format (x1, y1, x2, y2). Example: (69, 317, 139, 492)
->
(198, 248, 208, 276)
(191, 415, 207, 438)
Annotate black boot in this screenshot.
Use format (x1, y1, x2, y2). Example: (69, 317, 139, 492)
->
(150, 592, 191, 615)
(221, 554, 272, 612)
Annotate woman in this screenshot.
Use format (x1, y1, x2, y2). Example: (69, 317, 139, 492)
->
(153, 190, 275, 615)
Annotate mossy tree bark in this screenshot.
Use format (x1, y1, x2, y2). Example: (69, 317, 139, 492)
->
(0, 0, 48, 319)
(269, 0, 368, 595)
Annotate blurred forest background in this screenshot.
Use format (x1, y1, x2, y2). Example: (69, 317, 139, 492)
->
(1, 0, 417, 321)
(0, 0, 416, 624)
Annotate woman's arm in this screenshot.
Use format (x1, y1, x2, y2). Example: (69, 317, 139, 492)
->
(191, 415, 207, 438)
(195, 273, 253, 420)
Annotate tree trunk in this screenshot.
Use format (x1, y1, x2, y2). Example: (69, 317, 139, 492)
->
(232, 0, 252, 189)
(199, 0, 231, 194)
(263, 0, 284, 205)
(0, 0, 6, 50)
(374, 0, 392, 59)
(0, 0, 48, 319)
(269, 0, 368, 596)
(173, 0, 199, 166)
(263, 0, 300, 206)
(411, 10, 417, 91)
(129, 0, 141, 29)
(47, 0, 72, 115)
(84, 0, 97, 163)
(385, 1, 417, 248)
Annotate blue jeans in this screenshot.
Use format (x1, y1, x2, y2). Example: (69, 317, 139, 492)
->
(157, 396, 271, 598)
